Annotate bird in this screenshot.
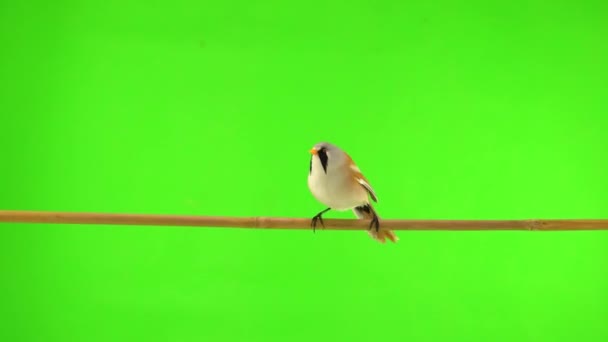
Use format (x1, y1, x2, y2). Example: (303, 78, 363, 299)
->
(307, 142, 398, 243)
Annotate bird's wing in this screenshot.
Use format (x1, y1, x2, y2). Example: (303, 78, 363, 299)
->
(356, 175, 378, 202)
(347, 156, 378, 203)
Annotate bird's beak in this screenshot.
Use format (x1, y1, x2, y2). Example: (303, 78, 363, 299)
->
(310, 148, 318, 155)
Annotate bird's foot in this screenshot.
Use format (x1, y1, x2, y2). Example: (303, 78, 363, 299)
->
(368, 215, 380, 232)
(311, 214, 325, 232)
(310, 208, 331, 233)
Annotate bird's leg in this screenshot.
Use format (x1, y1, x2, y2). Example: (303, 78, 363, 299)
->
(311, 207, 331, 232)
(369, 212, 380, 232)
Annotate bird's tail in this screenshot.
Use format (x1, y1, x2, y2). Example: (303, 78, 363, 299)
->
(353, 204, 398, 243)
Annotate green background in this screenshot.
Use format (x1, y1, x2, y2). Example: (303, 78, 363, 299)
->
(1, 1, 607, 341)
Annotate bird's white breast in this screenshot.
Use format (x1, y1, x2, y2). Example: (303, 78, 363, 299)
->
(307, 155, 368, 211)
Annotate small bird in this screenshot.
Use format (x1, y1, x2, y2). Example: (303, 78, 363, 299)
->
(307, 142, 398, 243)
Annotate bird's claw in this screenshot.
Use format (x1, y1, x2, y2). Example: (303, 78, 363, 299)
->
(311, 214, 325, 232)
(310, 208, 331, 233)
(368, 215, 380, 232)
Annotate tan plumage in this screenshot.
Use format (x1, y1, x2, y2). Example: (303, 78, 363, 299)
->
(307, 142, 398, 243)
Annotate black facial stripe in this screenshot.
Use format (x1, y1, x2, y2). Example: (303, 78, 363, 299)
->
(309, 155, 313, 174)
(318, 149, 328, 174)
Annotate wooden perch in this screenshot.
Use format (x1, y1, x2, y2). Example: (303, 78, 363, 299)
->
(0, 210, 606, 230)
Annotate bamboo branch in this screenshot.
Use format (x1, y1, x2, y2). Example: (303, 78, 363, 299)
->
(0, 210, 606, 231)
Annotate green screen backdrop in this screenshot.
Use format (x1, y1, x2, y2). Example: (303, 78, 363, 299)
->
(1, 1, 607, 341)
